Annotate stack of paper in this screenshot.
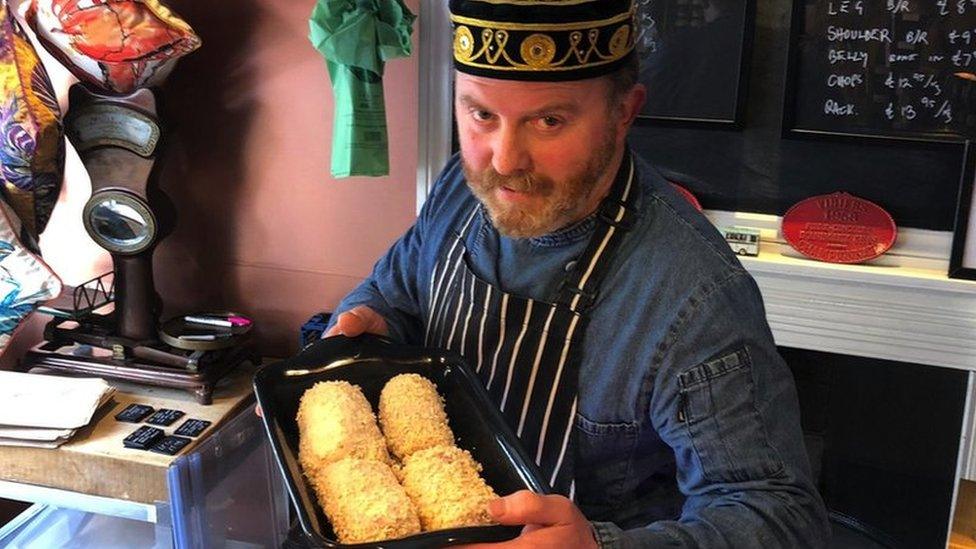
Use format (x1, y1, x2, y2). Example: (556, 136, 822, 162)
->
(0, 371, 115, 448)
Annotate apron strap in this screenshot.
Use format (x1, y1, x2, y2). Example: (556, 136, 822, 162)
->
(556, 153, 638, 314)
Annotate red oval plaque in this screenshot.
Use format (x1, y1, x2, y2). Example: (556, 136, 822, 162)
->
(781, 192, 897, 264)
(670, 182, 702, 211)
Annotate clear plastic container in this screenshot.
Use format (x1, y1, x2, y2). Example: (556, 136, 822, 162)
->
(0, 405, 289, 548)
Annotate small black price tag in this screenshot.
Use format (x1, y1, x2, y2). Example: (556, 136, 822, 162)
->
(174, 419, 211, 438)
(146, 409, 185, 426)
(114, 404, 155, 423)
(149, 435, 192, 456)
(123, 426, 165, 450)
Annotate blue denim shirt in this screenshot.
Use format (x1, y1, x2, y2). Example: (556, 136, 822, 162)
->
(332, 150, 829, 547)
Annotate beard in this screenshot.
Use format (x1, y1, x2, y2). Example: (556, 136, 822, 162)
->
(463, 128, 618, 239)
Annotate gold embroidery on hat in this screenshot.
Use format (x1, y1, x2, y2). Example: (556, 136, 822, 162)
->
(520, 34, 557, 68)
(450, 11, 632, 32)
(450, 10, 635, 72)
(488, 30, 509, 64)
(569, 31, 583, 51)
(568, 31, 585, 62)
(455, 25, 475, 62)
(609, 25, 631, 57)
(479, 28, 495, 61)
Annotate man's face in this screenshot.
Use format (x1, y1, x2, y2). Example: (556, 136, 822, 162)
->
(455, 72, 626, 239)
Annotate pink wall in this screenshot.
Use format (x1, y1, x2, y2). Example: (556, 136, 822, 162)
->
(8, 0, 422, 361)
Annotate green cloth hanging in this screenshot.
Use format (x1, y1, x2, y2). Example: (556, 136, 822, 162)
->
(309, 0, 415, 178)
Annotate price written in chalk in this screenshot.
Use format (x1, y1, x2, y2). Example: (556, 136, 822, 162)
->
(937, 0, 976, 16)
(791, 0, 976, 139)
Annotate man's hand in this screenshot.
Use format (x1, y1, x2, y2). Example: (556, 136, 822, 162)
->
(323, 305, 389, 338)
(463, 490, 598, 549)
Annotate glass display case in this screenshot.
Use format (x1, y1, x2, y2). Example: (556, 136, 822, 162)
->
(0, 376, 289, 548)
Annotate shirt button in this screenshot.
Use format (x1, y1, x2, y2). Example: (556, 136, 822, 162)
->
(564, 260, 577, 272)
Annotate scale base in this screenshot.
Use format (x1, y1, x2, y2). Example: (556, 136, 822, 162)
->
(22, 339, 259, 405)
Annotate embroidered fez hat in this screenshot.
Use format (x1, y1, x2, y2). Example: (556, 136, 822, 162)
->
(449, 0, 636, 81)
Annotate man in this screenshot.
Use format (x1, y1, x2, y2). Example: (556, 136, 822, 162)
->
(324, 0, 829, 546)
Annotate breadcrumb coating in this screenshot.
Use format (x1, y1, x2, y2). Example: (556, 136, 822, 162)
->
(297, 376, 500, 542)
(399, 445, 498, 530)
(379, 373, 455, 460)
(297, 381, 390, 481)
(313, 457, 422, 543)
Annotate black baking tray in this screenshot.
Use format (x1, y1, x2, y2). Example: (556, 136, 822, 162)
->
(254, 334, 550, 548)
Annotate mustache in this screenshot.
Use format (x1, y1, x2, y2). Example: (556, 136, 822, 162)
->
(466, 165, 554, 195)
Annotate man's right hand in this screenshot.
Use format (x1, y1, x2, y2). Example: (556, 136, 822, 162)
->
(254, 306, 390, 418)
(323, 305, 389, 338)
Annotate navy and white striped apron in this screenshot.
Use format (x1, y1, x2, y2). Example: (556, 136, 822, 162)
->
(424, 156, 636, 498)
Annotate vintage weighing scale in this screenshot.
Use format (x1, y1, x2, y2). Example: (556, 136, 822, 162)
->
(23, 85, 256, 404)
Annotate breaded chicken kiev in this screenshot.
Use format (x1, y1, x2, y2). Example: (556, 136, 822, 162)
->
(313, 457, 422, 544)
(399, 445, 497, 530)
(297, 380, 390, 480)
(379, 373, 455, 460)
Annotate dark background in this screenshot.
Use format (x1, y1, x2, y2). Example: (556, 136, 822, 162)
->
(637, 0, 751, 122)
(785, 347, 968, 549)
(630, 0, 968, 231)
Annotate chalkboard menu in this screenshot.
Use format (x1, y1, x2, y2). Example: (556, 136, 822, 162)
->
(630, 0, 966, 231)
(784, 0, 976, 142)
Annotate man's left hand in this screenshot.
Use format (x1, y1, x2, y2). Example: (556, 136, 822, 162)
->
(462, 490, 598, 548)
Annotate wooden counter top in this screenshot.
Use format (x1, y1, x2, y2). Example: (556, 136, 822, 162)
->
(0, 366, 256, 505)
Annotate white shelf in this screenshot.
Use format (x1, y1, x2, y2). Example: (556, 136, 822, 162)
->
(705, 210, 976, 371)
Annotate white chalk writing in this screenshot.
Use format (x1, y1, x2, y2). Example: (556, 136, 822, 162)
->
(808, 0, 967, 135)
(824, 99, 856, 115)
(826, 26, 892, 43)
(828, 73, 865, 87)
(828, 49, 870, 67)
(828, 1, 864, 15)
(887, 0, 910, 13)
